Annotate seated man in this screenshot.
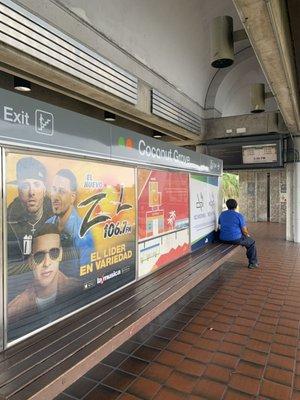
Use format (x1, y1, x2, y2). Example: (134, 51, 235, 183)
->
(218, 198, 259, 269)
(8, 224, 80, 321)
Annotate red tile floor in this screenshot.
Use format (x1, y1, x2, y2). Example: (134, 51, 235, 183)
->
(56, 222, 300, 400)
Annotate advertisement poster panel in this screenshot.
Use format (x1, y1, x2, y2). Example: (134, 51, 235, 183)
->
(6, 152, 136, 341)
(138, 168, 189, 277)
(190, 174, 219, 251)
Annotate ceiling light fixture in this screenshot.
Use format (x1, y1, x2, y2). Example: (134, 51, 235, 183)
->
(14, 76, 31, 92)
(104, 111, 116, 121)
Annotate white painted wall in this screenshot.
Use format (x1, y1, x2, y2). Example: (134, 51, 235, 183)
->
(215, 57, 278, 116)
(56, 0, 243, 107)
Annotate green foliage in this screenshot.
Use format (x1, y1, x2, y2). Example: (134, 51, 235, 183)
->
(222, 172, 239, 202)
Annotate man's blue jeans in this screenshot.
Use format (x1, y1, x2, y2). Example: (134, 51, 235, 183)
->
(221, 235, 258, 265)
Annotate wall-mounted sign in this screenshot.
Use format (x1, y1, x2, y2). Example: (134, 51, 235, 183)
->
(137, 168, 190, 277)
(6, 151, 136, 342)
(242, 144, 277, 164)
(190, 174, 219, 251)
(0, 88, 222, 176)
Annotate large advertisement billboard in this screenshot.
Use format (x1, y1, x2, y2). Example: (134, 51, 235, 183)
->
(6, 151, 136, 342)
(190, 174, 219, 251)
(138, 169, 190, 277)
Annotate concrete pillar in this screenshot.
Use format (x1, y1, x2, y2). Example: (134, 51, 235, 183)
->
(286, 163, 294, 241)
(293, 137, 300, 243)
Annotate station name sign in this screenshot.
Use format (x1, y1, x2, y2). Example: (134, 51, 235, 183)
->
(0, 88, 222, 176)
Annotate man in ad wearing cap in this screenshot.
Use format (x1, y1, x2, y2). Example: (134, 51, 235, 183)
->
(7, 157, 53, 267)
(47, 168, 95, 278)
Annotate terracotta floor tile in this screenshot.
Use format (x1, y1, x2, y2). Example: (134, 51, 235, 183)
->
(212, 352, 239, 369)
(214, 314, 235, 324)
(142, 363, 172, 383)
(264, 366, 293, 387)
(84, 363, 114, 382)
(193, 378, 226, 399)
(102, 351, 128, 367)
(223, 388, 253, 399)
(133, 345, 161, 362)
(195, 337, 220, 352)
(118, 341, 141, 355)
(276, 325, 299, 337)
(176, 331, 199, 345)
(186, 347, 213, 363)
(184, 323, 206, 335)
(64, 377, 97, 398)
(165, 320, 187, 331)
(270, 342, 296, 358)
(155, 350, 184, 367)
(255, 322, 277, 334)
(156, 327, 178, 340)
(268, 353, 295, 371)
(242, 349, 267, 366)
(166, 340, 192, 355)
(294, 375, 300, 391)
(209, 321, 231, 333)
(61, 224, 300, 400)
(84, 384, 121, 400)
(229, 324, 251, 336)
(250, 329, 273, 343)
(246, 338, 270, 353)
(153, 386, 187, 400)
(229, 373, 260, 396)
(202, 328, 225, 341)
(235, 360, 264, 379)
(218, 341, 243, 356)
(176, 359, 206, 377)
(204, 364, 232, 383)
(165, 371, 197, 393)
(145, 336, 169, 350)
(260, 379, 292, 400)
(118, 394, 140, 400)
(119, 357, 149, 375)
(224, 332, 248, 345)
(102, 370, 136, 391)
(293, 390, 300, 400)
(128, 377, 161, 400)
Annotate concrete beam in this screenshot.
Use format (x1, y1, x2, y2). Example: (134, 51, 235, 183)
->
(233, 0, 300, 133)
(0, 44, 203, 142)
(204, 111, 283, 140)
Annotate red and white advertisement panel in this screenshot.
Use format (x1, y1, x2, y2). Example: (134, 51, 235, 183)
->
(138, 169, 190, 277)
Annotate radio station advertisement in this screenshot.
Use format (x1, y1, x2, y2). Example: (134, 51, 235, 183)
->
(190, 174, 219, 251)
(138, 168, 190, 277)
(6, 152, 136, 341)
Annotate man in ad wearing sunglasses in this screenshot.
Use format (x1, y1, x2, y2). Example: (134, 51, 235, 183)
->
(8, 224, 79, 321)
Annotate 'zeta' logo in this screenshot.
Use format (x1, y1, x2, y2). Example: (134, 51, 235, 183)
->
(35, 109, 54, 136)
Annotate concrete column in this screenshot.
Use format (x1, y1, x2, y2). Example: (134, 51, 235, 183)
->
(286, 163, 294, 241)
(293, 137, 300, 243)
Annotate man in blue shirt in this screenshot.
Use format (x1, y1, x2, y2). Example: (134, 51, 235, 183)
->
(218, 199, 258, 269)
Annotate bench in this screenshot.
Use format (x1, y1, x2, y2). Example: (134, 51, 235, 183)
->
(0, 242, 238, 400)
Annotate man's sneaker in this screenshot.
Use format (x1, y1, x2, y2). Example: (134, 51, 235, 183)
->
(248, 263, 259, 269)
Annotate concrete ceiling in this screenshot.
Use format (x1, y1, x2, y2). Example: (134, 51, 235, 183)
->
(55, 0, 250, 110)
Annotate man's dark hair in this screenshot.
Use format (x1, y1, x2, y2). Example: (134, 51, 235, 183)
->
(226, 199, 237, 210)
(33, 223, 60, 241)
(56, 169, 77, 192)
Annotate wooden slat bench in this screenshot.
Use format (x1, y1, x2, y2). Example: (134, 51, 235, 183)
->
(0, 242, 238, 400)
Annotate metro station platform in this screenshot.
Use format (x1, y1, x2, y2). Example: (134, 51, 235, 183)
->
(56, 222, 300, 400)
